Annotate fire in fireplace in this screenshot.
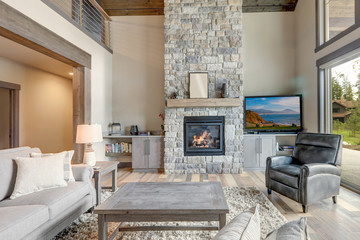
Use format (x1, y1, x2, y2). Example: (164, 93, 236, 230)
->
(184, 116, 225, 156)
(191, 129, 217, 148)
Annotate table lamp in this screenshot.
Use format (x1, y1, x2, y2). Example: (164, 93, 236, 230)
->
(76, 124, 103, 166)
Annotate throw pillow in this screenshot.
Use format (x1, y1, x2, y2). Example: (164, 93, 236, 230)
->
(213, 205, 260, 240)
(265, 217, 309, 240)
(30, 150, 75, 182)
(10, 152, 68, 199)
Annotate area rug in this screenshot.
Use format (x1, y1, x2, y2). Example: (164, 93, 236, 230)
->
(54, 186, 287, 240)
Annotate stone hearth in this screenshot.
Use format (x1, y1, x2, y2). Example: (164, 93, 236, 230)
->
(164, 0, 244, 174)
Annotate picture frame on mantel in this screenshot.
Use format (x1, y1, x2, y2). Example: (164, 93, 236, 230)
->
(189, 72, 208, 98)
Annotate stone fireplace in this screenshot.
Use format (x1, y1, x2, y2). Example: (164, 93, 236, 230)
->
(164, 0, 244, 174)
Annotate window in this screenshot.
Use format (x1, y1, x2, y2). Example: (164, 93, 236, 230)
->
(317, 0, 359, 48)
(319, 51, 360, 192)
(325, 0, 355, 41)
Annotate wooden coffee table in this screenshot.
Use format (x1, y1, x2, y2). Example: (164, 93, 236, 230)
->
(94, 182, 229, 240)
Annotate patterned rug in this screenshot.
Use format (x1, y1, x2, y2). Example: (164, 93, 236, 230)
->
(54, 186, 287, 240)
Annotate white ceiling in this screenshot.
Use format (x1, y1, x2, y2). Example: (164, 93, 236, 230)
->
(0, 36, 73, 79)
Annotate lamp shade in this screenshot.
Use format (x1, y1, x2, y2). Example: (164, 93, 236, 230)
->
(76, 124, 103, 144)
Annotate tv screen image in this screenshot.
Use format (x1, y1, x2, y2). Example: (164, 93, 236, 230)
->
(245, 95, 302, 132)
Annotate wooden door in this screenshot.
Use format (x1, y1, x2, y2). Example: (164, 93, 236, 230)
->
(0, 88, 10, 149)
(0, 81, 20, 149)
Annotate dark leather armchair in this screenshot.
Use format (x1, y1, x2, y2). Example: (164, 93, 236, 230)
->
(266, 133, 343, 213)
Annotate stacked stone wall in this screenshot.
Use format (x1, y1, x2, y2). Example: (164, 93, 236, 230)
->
(164, 0, 244, 174)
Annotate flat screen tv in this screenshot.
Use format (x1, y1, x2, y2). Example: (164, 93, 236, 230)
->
(244, 95, 302, 133)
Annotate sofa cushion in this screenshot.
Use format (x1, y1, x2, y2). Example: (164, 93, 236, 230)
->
(0, 182, 91, 219)
(269, 164, 301, 189)
(0, 147, 41, 201)
(0, 205, 49, 240)
(11, 152, 68, 199)
(212, 205, 260, 240)
(30, 150, 75, 182)
(265, 217, 308, 240)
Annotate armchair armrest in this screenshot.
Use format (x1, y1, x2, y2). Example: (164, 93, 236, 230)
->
(301, 163, 341, 177)
(266, 155, 294, 167)
(265, 155, 294, 189)
(72, 164, 94, 182)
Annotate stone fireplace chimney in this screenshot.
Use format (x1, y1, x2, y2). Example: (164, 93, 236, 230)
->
(164, 0, 244, 174)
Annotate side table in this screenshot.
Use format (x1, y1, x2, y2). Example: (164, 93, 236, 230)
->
(93, 161, 118, 206)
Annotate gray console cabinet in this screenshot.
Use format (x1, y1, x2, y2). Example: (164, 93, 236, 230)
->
(243, 134, 296, 171)
(132, 137, 163, 172)
(104, 135, 164, 172)
(243, 135, 275, 171)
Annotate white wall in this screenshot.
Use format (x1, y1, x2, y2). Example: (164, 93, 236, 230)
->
(2, 0, 113, 159)
(111, 16, 165, 133)
(294, 0, 318, 132)
(0, 56, 73, 152)
(243, 12, 297, 97)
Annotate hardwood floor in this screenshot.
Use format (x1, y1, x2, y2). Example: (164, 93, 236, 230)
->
(101, 168, 360, 240)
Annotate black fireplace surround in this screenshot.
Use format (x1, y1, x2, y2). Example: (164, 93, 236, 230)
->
(184, 116, 225, 156)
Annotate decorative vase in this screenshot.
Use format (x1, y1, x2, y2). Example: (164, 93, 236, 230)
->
(221, 83, 228, 98)
(130, 125, 139, 135)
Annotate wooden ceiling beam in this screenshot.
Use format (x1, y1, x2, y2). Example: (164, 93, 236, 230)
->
(102, 0, 164, 9)
(106, 9, 164, 16)
(100, 0, 299, 16)
(101, 0, 164, 16)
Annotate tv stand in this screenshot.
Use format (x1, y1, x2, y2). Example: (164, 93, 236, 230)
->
(243, 133, 297, 171)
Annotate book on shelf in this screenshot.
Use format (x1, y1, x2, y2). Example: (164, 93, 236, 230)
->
(279, 145, 294, 151)
(106, 142, 132, 154)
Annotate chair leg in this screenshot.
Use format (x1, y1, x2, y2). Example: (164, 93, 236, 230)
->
(267, 188, 271, 195)
(332, 196, 337, 204)
(302, 205, 308, 213)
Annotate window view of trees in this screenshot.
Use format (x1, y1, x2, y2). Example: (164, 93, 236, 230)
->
(332, 58, 360, 140)
(331, 57, 360, 190)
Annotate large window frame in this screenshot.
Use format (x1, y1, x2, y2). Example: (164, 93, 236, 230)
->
(317, 39, 360, 132)
(316, 0, 360, 52)
(317, 40, 360, 193)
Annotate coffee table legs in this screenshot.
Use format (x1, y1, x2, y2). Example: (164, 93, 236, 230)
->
(98, 214, 107, 240)
(94, 173, 101, 206)
(112, 168, 117, 192)
(219, 213, 226, 230)
(97, 214, 226, 239)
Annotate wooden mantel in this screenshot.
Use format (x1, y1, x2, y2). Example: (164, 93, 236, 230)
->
(166, 98, 241, 108)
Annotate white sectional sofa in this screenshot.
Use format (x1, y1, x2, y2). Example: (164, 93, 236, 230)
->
(0, 147, 96, 240)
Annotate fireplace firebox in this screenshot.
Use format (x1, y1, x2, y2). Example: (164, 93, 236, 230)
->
(184, 116, 225, 156)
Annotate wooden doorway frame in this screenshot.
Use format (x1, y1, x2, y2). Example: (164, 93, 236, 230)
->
(0, 81, 20, 148)
(0, 1, 92, 163)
